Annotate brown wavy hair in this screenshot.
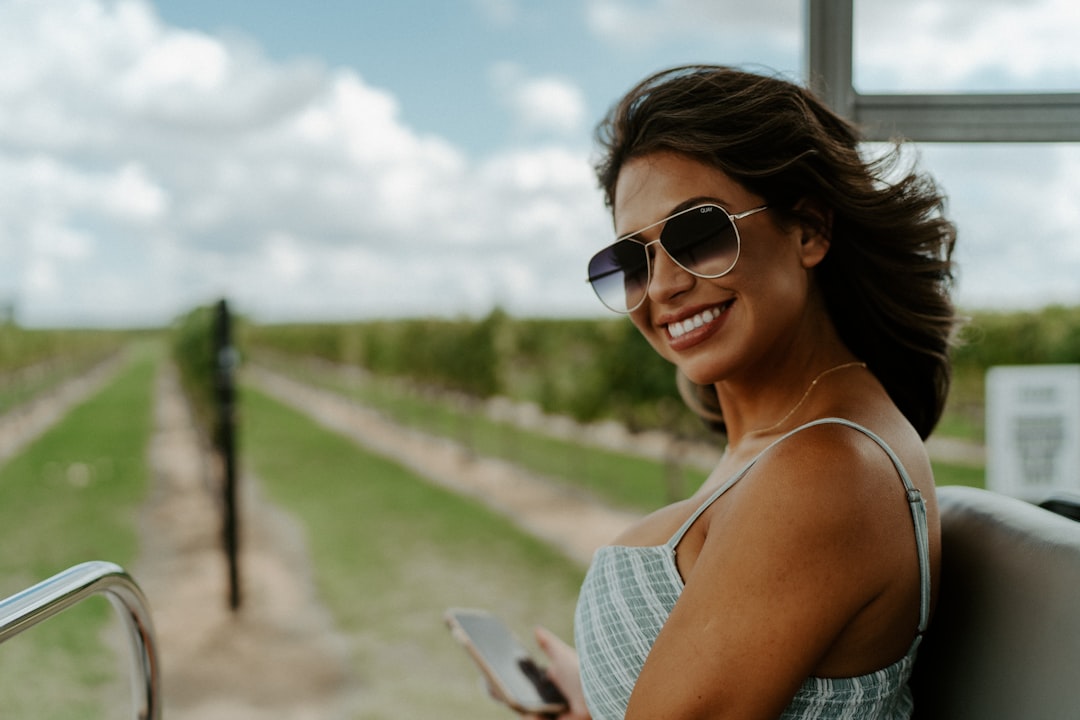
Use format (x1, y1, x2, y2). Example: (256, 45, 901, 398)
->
(595, 65, 958, 439)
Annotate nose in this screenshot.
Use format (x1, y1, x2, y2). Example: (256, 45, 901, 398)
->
(646, 241, 695, 304)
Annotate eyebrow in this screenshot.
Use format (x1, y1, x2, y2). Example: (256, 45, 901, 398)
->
(617, 195, 730, 239)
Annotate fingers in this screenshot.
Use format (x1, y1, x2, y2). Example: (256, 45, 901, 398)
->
(530, 627, 590, 720)
(534, 625, 566, 657)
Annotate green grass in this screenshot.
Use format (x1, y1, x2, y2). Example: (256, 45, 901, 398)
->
(258, 356, 991, 509)
(0, 353, 112, 416)
(0, 344, 157, 719)
(419, 404, 707, 511)
(242, 385, 586, 719)
(935, 369, 987, 442)
(932, 460, 986, 489)
(256, 357, 707, 512)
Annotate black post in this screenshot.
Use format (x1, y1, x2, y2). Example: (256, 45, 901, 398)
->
(214, 299, 241, 611)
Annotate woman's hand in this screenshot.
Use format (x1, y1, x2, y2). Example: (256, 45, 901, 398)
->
(521, 626, 591, 720)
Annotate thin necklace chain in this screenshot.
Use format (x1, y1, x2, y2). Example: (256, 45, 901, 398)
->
(749, 361, 867, 436)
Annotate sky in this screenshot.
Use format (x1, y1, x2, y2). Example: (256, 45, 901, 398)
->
(1, 0, 1078, 327)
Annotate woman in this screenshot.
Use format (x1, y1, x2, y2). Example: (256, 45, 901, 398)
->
(528, 66, 957, 719)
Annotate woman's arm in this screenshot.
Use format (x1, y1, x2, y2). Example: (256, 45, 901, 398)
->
(625, 426, 919, 719)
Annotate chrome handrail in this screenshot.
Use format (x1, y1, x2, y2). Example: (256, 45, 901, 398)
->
(0, 561, 161, 720)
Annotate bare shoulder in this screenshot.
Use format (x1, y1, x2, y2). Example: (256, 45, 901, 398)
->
(737, 420, 926, 512)
(652, 418, 934, 706)
(704, 418, 935, 586)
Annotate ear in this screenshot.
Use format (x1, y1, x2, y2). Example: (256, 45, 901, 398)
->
(792, 197, 832, 269)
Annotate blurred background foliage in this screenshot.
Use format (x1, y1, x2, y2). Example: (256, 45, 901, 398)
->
(5, 303, 1078, 445)
(239, 304, 1080, 443)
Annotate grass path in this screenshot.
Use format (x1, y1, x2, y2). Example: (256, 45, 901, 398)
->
(248, 365, 640, 566)
(0, 353, 126, 466)
(134, 363, 356, 720)
(0, 349, 589, 719)
(1, 351, 585, 719)
(242, 384, 586, 719)
(0, 346, 155, 719)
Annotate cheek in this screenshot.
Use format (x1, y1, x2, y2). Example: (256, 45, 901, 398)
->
(736, 263, 813, 341)
(629, 310, 655, 342)
(738, 235, 808, 300)
(630, 310, 672, 355)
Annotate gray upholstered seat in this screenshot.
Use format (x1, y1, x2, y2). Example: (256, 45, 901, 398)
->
(910, 485, 1080, 719)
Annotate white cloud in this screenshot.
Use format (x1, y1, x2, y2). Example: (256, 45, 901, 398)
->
(916, 143, 1080, 310)
(121, 28, 228, 96)
(26, 257, 63, 296)
(0, 0, 1075, 326)
(490, 63, 588, 138)
(472, 0, 520, 27)
(29, 222, 94, 262)
(585, 0, 801, 52)
(0, 154, 166, 231)
(0, 0, 611, 325)
(856, 0, 1080, 91)
(263, 232, 312, 286)
(102, 163, 169, 221)
(516, 78, 588, 135)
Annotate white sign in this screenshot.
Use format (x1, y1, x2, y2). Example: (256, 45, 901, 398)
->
(986, 365, 1080, 501)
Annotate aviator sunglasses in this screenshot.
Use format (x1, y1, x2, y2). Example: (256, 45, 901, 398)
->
(587, 203, 768, 313)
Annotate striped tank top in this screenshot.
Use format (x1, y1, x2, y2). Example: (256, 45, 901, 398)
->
(574, 418, 932, 719)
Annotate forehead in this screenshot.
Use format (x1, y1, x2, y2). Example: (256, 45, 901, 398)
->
(612, 152, 747, 236)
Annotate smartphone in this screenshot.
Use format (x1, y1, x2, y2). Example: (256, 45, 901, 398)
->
(445, 607, 569, 715)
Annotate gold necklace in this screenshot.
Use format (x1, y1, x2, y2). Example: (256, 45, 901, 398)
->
(749, 361, 867, 436)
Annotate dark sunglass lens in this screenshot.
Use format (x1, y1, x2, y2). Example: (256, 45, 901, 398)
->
(588, 240, 649, 312)
(663, 206, 738, 276)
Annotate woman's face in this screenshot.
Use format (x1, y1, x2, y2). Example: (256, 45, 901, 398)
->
(612, 151, 828, 386)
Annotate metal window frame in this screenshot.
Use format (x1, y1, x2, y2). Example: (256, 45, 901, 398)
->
(807, 0, 1080, 142)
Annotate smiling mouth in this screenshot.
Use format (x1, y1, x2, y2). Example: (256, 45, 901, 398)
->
(665, 301, 733, 339)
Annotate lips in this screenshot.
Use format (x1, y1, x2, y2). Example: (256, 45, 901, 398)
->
(664, 301, 733, 340)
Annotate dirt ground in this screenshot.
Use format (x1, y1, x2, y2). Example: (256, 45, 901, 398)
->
(247, 366, 642, 567)
(0, 356, 123, 467)
(137, 364, 642, 719)
(135, 365, 358, 719)
(0, 359, 642, 718)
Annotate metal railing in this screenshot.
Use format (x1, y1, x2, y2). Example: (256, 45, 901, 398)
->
(0, 561, 161, 719)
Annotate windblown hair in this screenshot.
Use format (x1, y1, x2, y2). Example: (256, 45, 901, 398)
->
(596, 65, 958, 439)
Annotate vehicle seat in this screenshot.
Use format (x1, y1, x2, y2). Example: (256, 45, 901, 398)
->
(910, 484, 1080, 719)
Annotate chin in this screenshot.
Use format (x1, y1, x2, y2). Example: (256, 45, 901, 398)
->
(677, 364, 722, 388)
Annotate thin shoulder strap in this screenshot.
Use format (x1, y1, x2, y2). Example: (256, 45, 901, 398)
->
(822, 419, 932, 636)
(666, 417, 931, 635)
(665, 419, 832, 549)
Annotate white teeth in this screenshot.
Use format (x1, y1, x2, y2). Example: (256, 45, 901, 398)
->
(667, 306, 724, 339)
